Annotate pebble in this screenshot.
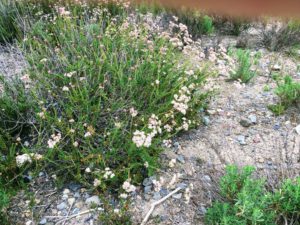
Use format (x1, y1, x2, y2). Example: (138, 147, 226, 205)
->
(62, 194, 68, 200)
(172, 193, 182, 199)
(248, 114, 257, 124)
(85, 196, 101, 206)
(240, 118, 252, 127)
(68, 183, 82, 192)
(295, 124, 300, 135)
(160, 188, 169, 197)
(74, 192, 81, 198)
(203, 175, 212, 182)
(272, 64, 281, 71)
(144, 186, 152, 194)
(237, 135, 246, 145)
(176, 183, 188, 189)
(57, 202, 67, 211)
(39, 218, 47, 225)
(273, 123, 280, 130)
(198, 206, 207, 215)
(202, 116, 210, 126)
(153, 192, 161, 200)
(143, 178, 153, 186)
(68, 197, 75, 205)
(176, 155, 185, 163)
(63, 189, 70, 195)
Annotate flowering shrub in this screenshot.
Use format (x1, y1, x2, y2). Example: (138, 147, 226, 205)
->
(0, 1, 210, 200)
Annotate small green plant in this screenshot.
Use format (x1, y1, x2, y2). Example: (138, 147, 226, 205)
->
(229, 49, 256, 83)
(205, 166, 300, 225)
(269, 76, 300, 115)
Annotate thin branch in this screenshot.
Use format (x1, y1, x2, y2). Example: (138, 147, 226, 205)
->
(140, 187, 182, 225)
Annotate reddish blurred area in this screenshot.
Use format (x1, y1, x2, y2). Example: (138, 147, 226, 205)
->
(134, 0, 300, 18)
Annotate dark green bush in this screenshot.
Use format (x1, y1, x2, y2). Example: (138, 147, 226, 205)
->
(205, 166, 300, 225)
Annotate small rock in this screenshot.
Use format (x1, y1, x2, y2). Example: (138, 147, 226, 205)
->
(63, 189, 70, 195)
(203, 175, 212, 182)
(202, 116, 210, 126)
(153, 192, 161, 200)
(198, 206, 207, 215)
(172, 193, 182, 199)
(160, 188, 169, 197)
(144, 186, 152, 194)
(248, 114, 257, 124)
(68, 183, 81, 192)
(143, 178, 153, 187)
(272, 64, 281, 71)
(68, 198, 75, 205)
(176, 155, 185, 163)
(62, 194, 68, 200)
(39, 172, 45, 177)
(295, 124, 300, 135)
(176, 183, 188, 189)
(74, 192, 80, 198)
(237, 135, 246, 145)
(273, 123, 280, 130)
(240, 118, 252, 127)
(72, 208, 80, 214)
(39, 218, 47, 225)
(85, 196, 101, 206)
(57, 202, 67, 211)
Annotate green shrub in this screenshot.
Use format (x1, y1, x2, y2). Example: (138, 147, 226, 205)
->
(269, 76, 300, 115)
(0, 3, 210, 195)
(229, 49, 256, 83)
(172, 9, 214, 36)
(0, 0, 23, 43)
(205, 166, 300, 225)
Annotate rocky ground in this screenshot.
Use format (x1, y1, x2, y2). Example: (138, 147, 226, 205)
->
(1, 15, 300, 225)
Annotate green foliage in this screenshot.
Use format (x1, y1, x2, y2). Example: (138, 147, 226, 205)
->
(171, 9, 214, 36)
(0, 3, 210, 197)
(269, 76, 300, 115)
(205, 166, 300, 225)
(0, 0, 23, 43)
(229, 49, 256, 83)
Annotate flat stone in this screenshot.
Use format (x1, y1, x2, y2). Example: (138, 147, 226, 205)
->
(144, 185, 152, 194)
(85, 196, 101, 206)
(68, 198, 75, 205)
(39, 218, 47, 225)
(176, 155, 185, 163)
(172, 193, 182, 199)
(202, 116, 210, 126)
(176, 183, 188, 189)
(295, 124, 300, 135)
(153, 192, 161, 200)
(63, 189, 70, 195)
(248, 114, 257, 124)
(237, 135, 246, 145)
(240, 118, 252, 127)
(143, 178, 152, 187)
(160, 188, 169, 197)
(57, 202, 67, 211)
(68, 183, 82, 192)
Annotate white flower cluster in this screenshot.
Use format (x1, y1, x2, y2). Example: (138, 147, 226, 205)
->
(172, 86, 191, 115)
(122, 181, 136, 193)
(47, 133, 61, 148)
(103, 167, 115, 179)
(93, 178, 101, 187)
(129, 107, 138, 117)
(16, 153, 43, 167)
(148, 114, 162, 134)
(132, 130, 153, 148)
(162, 139, 172, 148)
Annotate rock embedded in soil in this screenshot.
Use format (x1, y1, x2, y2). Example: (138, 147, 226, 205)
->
(39, 218, 47, 225)
(57, 202, 67, 211)
(248, 114, 257, 124)
(240, 118, 252, 127)
(85, 195, 101, 206)
(237, 135, 247, 145)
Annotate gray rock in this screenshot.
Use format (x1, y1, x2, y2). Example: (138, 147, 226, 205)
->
(240, 118, 252, 127)
(295, 124, 300, 135)
(203, 175, 212, 182)
(176, 183, 188, 189)
(198, 206, 207, 215)
(57, 202, 67, 211)
(248, 114, 257, 124)
(68, 183, 81, 192)
(160, 188, 169, 197)
(39, 218, 47, 225)
(74, 192, 81, 198)
(143, 178, 153, 187)
(144, 185, 152, 194)
(273, 123, 280, 130)
(176, 155, 185, 163)
(72, 208, 80, 214)
(153, 192, 161, 200)
(237, 135, 246, 145)
(172, 193, 182, 199)
(202, 116, 210, 126)
(85, 196, 101, 206)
